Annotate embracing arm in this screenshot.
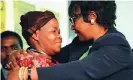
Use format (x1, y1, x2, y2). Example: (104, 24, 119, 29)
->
(32, 45, 131, 80)
(8, 42, 131, 80)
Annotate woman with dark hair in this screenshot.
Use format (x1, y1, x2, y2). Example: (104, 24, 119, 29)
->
(19, 11, 62, 67)
(7, 10, 62, 80)
(20, 10, 61, 56)
(8, 1, 133, 80)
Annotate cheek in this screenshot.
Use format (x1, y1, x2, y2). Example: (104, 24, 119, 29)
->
(47, 34, 56, 44)
(76, 27, 89, 40)
(1, 53, 6, 59)
(39, 33, 56, 45)
(75, 21, 84, 31)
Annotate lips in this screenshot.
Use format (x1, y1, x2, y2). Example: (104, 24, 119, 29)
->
(55, 39, 62, 47)
(56, 40, 62, 43)
(55, 43, 61, 48)
(56, 38, 62, 43)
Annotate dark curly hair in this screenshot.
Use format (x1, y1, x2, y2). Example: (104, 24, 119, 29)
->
(20, 10, 56, 45)
(69, 1, 117, 29)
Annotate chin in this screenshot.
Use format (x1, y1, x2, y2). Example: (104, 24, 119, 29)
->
(55, 48, 61, 53)
(56, 48, 61, 53)
(50, 48, 61, 55)
(78, 37, 86, 41)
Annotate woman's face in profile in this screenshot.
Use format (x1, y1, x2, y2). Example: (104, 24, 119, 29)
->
(35, 18, 62, 55)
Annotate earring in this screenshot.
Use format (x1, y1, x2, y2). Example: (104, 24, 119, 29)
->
(91, 19, 94, 25)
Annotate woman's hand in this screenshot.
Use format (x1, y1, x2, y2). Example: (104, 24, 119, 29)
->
(7, 50, 27, 80)
(7, 67, 20, 80)
(8, 66, 38, 80)
(7, 50, 27, 69)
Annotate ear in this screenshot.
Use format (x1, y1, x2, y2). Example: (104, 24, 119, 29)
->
(88, 11, 97, 25)
(31, 30, 39, 41)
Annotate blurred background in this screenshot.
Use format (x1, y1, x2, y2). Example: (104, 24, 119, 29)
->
(0, 0, 133, 49)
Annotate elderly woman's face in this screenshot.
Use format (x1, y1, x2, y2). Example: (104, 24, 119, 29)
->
(35, 18, 62, 55)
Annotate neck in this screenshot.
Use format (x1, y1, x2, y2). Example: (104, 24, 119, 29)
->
(30, 38, 47, 54)
(93, 25, 108, 41)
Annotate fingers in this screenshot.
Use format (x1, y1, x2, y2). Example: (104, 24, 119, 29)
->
(7, 67, 20, 80)
(20, 50, 28, 55)
(16, 50, 24, 59)
(6, 61, 19, 70)
(8, 50, 22, 69)
(6, 50, 29, 70)
(5, 63, 12, 70)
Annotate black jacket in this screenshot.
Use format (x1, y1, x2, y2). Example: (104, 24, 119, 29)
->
(1, 70, 5, 80)
(37, 27, 133, 80)
(53, 36, 93, 63)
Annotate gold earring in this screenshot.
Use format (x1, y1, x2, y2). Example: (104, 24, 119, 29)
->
(91, 19, 94, 25)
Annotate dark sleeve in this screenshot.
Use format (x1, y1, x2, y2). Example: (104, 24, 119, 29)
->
(37, 45, 131, 80)
(1, 70, 5, 80)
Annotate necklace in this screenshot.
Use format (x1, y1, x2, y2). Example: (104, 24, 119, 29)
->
(29, 49, 47, 55)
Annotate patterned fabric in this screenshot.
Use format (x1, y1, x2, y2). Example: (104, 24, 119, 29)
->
(16, 49, 59, 67)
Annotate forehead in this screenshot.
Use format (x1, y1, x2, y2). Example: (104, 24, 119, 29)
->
(41, 18, 59, 29)
(1, 36, 19, 46)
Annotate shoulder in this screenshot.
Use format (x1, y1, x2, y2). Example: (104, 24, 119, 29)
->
(95, 32, 130, 47)
(91, 32, 131, 54)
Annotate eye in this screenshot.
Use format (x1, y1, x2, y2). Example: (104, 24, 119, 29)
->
(58, 29, 60, 34)
(52, 30, 56, 33)
(11, 45, 19, 50)
(1, 46, 7, 52)
(50, 27, 59, 34)
(12, 46, 18, 50)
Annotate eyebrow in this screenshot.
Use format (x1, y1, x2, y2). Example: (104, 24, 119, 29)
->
(53, 26, 58, 29)
(2, 44, 18, 47)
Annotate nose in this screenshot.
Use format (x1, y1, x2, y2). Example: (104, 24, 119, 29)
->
(71, 25, 75, 30)
(57, 34, 62, 42)
(6, 47, 13, 55)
